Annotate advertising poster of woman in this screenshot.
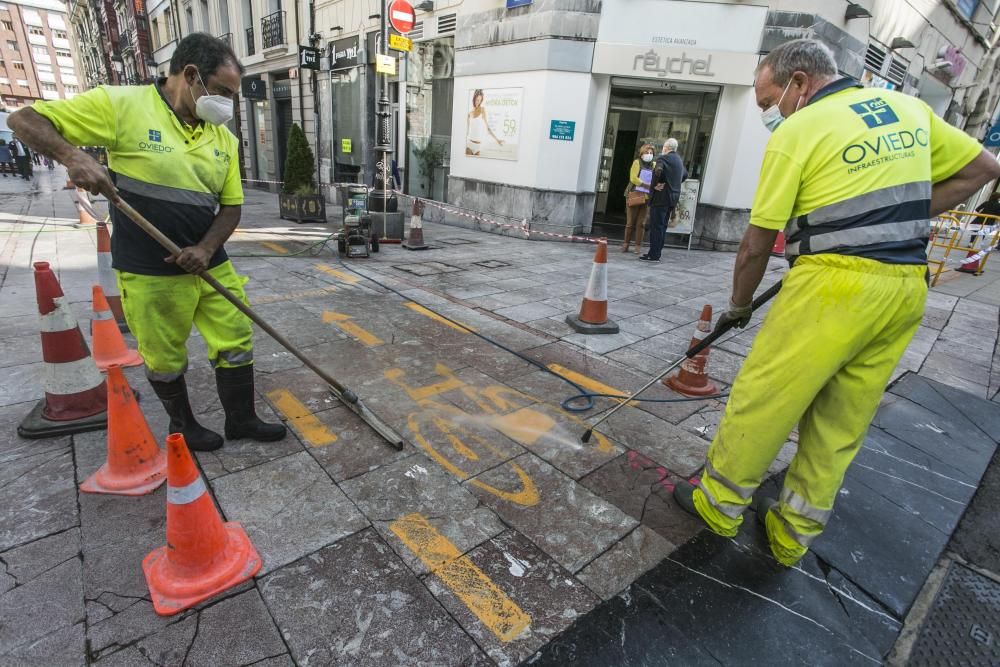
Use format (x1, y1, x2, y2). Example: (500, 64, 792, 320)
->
(465, 88, 522, 160)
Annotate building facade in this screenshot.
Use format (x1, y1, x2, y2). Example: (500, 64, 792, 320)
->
(68, 0, 156, 87)
(0, 0, 86, 110)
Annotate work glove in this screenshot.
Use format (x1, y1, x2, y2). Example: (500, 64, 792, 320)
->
(714, 298, 753, 334)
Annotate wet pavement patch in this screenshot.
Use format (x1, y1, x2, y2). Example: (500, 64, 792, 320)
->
(527, 373, 998, 664)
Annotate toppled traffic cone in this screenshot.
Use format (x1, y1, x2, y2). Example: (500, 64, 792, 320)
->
(96, 222, 129, 332)
(92, 285, 142, 371)
(143, 433, 262, 616)
(663, 305, 720, 397)
(566, 239, 619, 334)
(18, 261, 107, 439)
(74, 188, 99, 227)
(80, 365, 166, 495)
(403, 198, 429, 250)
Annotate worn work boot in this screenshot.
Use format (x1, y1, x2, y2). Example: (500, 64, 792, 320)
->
(148, 376, 224, 452)
(753, 495, 777, 527)
(215, 365, 287, 442)
(672, 479, 699, 517)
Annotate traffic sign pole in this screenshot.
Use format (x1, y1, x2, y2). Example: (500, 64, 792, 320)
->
(370, 0, 398, 214)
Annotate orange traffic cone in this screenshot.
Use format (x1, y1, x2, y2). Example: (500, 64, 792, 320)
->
(663, 305, 720, 397)
(96, 222, 128, 331)
(74, 188, 99, 226)
(18, 261, 107, 439)
(92, 285, 142, 371)
(403, 198, 429, 250)
(566, 239, 619, 334)
(80, 365, 166, 495)
(143, 433, 262, 616)
(956, 249, 985, 275)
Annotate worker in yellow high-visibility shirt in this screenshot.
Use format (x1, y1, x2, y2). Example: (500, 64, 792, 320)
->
(672, 38, 1000, 566)
(9, 34, 285, 452)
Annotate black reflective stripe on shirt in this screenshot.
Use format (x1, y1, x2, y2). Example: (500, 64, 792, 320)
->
(786, 181, 931, 265)
(116, 174, 219, 208)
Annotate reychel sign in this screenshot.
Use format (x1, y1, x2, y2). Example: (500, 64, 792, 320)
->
(593, 0, 767, 86)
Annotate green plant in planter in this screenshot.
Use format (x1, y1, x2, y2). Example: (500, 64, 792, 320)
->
(412, 138, 447, 196)
(282, 123, 316, 195)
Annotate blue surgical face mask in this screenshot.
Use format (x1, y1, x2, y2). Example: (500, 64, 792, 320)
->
(761, 79, 794, 133)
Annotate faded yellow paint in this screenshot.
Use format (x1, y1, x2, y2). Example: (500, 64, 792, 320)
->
(260, 241, 289, 254)
(404, 302, 474, 333)
(322, 311, 384, 347)
(252, 286, 338, 306)
(266, 389, 337, 447)
(490, 407, 557, 446)
(386, 364, 465, 401)
(547, 363, 636, 407)
(315, 264, 360, 284)
(389, 513, 531, 642)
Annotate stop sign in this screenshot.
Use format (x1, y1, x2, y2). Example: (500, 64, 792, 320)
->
(389, 0, 415, 34)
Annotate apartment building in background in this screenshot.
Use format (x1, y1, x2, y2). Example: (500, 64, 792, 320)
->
(0, 0, 86, 110)
(67, 0, 156, 87)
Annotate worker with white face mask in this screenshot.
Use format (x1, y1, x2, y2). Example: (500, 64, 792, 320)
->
(10, 33, 285, 452)
(672, 38, 1000, 566)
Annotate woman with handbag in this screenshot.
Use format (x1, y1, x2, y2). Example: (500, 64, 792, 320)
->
(623, 143, 655, 254)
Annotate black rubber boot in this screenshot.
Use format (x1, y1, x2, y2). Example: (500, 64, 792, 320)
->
(672, 479, 699, 517)
(148, 376, 224, 452)
(215, 366, 287, 442)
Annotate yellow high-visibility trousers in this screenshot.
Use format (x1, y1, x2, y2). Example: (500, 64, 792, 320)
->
(117, 261, 254, 382)
(693, 254, 927, 565)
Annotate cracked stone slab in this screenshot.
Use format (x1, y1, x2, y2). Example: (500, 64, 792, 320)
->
(592, 406, 710, 477)
(0, 448, 78, 552)
(0, 558, 84, 663)
(529, 526, 900, 666)
(212, 450, 369, 575)
(339, 455, 506, 576)
(259, 528, 487, 666)
(890, 371, 1000, 443)
(579, 451, 704, 550)
(305, 404, 414, 482)
(4, 622, 85, 667)
(576, 525, 675, 601)
(467, 453, 637, 573)
(194, 408, 304, 481)
(184, 589, 287, 666)
(425, 529, 600, 667)
(0, 527, 80, 592)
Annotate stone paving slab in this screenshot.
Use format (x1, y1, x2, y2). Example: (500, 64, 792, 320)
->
(212, 450, 369, 575)
(259, 528, 489, 666)
(468, 453, 638, 574)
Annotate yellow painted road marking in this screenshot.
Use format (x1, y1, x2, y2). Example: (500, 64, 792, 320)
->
(390, 513, 531, 642)
(404, 302, 474, 333)
(252, 286, 338, 306)
(260, 241, 289, 254)
(322, 311, 384, 346)
(546, 364, 636, 407)
(490, 408, 556, 446)
(266, 389, 337, 447)
(315, 264, 360, 284)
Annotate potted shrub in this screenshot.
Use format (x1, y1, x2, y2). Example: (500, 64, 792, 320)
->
(278, 123, 327, 223)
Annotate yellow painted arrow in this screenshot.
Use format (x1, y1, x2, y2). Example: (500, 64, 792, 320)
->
(322, 311, 384, 347)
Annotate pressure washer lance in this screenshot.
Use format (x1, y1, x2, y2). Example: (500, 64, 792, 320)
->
(101, 197, 406, 451)
(581, 281, 782, 444)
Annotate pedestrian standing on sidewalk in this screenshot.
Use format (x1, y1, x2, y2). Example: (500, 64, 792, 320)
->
(0, 140, 12, 177)
(671, 38, 1000, 567)
(10, 136, 32, 180)
(640, 138, 687, 262)
(8, 32, 286, 453)
(623, 143, 655, 254)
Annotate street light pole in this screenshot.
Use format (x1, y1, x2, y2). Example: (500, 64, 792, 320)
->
(369, 0, 397, 213)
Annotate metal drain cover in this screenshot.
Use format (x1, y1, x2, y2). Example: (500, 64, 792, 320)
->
(392, 262, 464, 276)
(437, 238, 479, 245)
(472, 260, 510, 269)
(909, 563, 1000, 665)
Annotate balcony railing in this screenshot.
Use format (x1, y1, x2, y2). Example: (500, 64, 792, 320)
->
(218, 32, 232, 48)
(245, 27, 255, 56)
(261, 11, 285, 50)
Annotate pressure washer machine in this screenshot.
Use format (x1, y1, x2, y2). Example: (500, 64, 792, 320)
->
(337, 185, 379, 258)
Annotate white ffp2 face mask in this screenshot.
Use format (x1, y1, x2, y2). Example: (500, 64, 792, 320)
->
(761, 79, 795, 133)
(641, 153, 654, 163)
(191, 71, 234, 125)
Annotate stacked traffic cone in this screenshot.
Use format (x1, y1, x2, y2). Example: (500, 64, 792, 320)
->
(96, 222, 129, 332)
(403, 198, 429, 250)
(771, 231, 786, 256)
(566, 239, 620, 334)
(18, 261, 107, 439)
(143, 433, 262, 616)
(91, 285, 142, 371)
(74, 188, 99, 227)
(80, 365, 166, 495)
(663, 305, 720, 397)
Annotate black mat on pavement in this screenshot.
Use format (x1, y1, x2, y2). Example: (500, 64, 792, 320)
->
(525, 374, 998, 665)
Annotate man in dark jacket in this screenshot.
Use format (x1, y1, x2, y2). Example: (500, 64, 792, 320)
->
(640, 138, 687, 262)
(9, 136, 32, 180)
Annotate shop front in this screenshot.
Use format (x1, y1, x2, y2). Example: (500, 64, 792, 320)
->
(590, 0, 767, 245)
